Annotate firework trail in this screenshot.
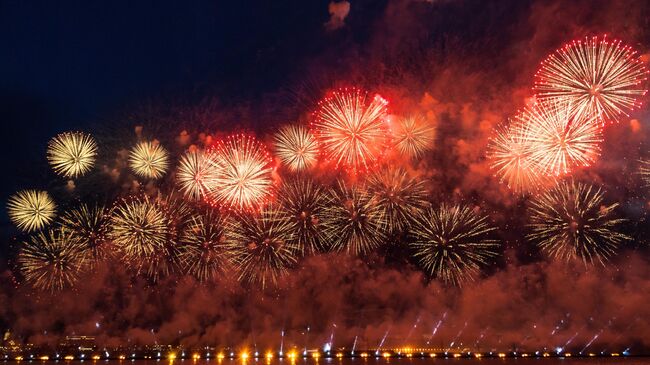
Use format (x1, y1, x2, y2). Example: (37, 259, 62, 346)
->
(176, 150, 218, 201)
(311, 87, 390, 172)
(59, 203, 112, 260)
(527, 180, 630, 265)
(7, 190, 57, 232)
(410, 203, 500, 286)
(391, 115, 436, 159)
(128, 140, 170, 179)
(46, 131, 98, 178)
(273, 124, 319, 171)
(534, 35, 649, 123)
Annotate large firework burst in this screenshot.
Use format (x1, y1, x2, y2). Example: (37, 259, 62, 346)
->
(7, 190, 56, 232)
(46, 132, 98, 178)
(410, 203, 499, 286)
(18, 228, 89, 291)
(176, 150, 218, 200)
(228, 205, 298, 288)
(178, 208, 236, 282)
(59, 203, 112, 260)
(322, 181, 387, 255)
(391, 115, 436, 159)
(128, 140, 170, 179)
(277, 177, 331, 254)
(523, 102, 603, 176)
(273, 124, 319, 171)
(209, 134, 273, 210)
(311, 87, 390, 172)
(366, 167, 428, 234)
(534, 35, 649, 123)
(527, 180, 630, 265)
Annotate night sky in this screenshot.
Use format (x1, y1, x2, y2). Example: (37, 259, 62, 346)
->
(2, 0, 650, 353)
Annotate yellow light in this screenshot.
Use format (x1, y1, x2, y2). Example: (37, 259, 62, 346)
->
(382, 352, 391, 358)
(498, 353, 507, 358)
(312, 352, 320, 359)
(588, 353, 596, 357)
(453, 353, 461, 358)
(611, 353, 620, 357)
(429, 353, 436, 358)
(543, 353, 550, 357)
(474, 353, 482, 358)
(564, 353, 571, 357)
(92, 355, 101, 360)
(119, 355, 126, 360)
(405, 353, 412, 358)
(287, 351, 297, 359)
(335, 353, 343, 358)
(64, 355, 75, 360)
(265, 352, 273, 360)
(360, 353, 369, 358)
(39, 356, 49, 361)
(240, 352, 249, 360)
(15, 356, 24, 361)
(168, 353, 178, 361)
(192, 353, 201, 360)
(521, 353, 528, 358)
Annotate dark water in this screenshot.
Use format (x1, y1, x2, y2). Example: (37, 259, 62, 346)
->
(30, 359, 650, 365)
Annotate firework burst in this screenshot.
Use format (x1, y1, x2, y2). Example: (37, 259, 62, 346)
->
(128, 140, 170, 179)
(311, 87, 390, 172)
(277, 177, 331, 254)
(366, 167, 428, 234)
(410, 203, 499, 286)
(59, 203, 112, 259)
(534, 35, 649, 123)
(527, 180, 630, 265)
(7, 190, 56, 232)
(391, 115, 436, 159)
(46, 132, 98, 178)
(176, 150, 218, 200)
(209, 134, 273, 210)
(18, 228, 89, 291)
(322, 181, 387, 255)
(273, 124, 319, 171)
(228, 205, 298, 288)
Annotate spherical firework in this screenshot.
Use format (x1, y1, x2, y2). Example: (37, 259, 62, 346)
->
(366, 167, 428, 234)
(322, 181, 387, 255)
(273, 124, 319, 171)
(128, 140, 170, 179)
(7, 190, 56, 232)
(228, 205, 298, 288)
(487, 120, 544, 193)
(639, 159, 650, 188)
(209, 134, 273, 210)
(534, 35, 649, 123)
(46, 131, 98, 178)
(277, 177, 331, 254)
(18, 227, 89, 291)
(311, 87, 390, 171)
(409, 203, 499, 286)
(178, 208, 236, 282)
(176, 150, 218, 200)
(391, 115, 436, 159)
(523, 102, 602, 176)
(59, 203, 112, 259)
(527, 180, 630, 265)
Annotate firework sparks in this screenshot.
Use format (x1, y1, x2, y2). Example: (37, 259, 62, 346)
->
(273, 124, 319, 171)
(46, 132, 98, 178)
(523, 102, 603, 176)
(410, 203, 499, 286)
(209, 134, 273, 210)
(534, 35, 649, 123)
(311, 87, 390, 171)
(277, 177, 331, 254)
(639, 159, 650, 188)
(322, 181, 387, 255)
(128, 140, 170, 179)
(178, 208, 236, 282)
(527, 180, 630, 265)
(18, 228, 89, 291)
(59, 203, 112, 260)
(228, 205, 298, 288)
(7, 190, 56, 232)
(391, 115, 436, 159)
(366, 167, 428, 234)
(176, 150, 218, 200)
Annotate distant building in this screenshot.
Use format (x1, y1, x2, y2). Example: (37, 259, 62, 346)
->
(59, 335, 96, 353)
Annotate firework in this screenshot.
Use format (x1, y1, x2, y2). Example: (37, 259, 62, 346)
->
(46, 132, 98, 178)
(59, 203, 112, 259)
(18, 228, 89, 291)
(311, 87, 390, 171)
(176, 150, 218, 200)
(640, 159, 650, 188)
(366, 167, 428, 234)
(128, 140, 170, 179)
(178, 208, 236, 282)
(7, 190, 56, 232)
(534, 35, 649, 123)
(228, 205, 298, 288)
(523, 102, 602, 176)
(273, 124, 319, 171)
(487, 120, 544, 193)
(277, 177, 331, 254)
(391, 115, 436, 159)
(410, 203, 499, 286)
(322, 181, 387, 255)
(209, 134, 273, 210)
(527, 180, 630, 265)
